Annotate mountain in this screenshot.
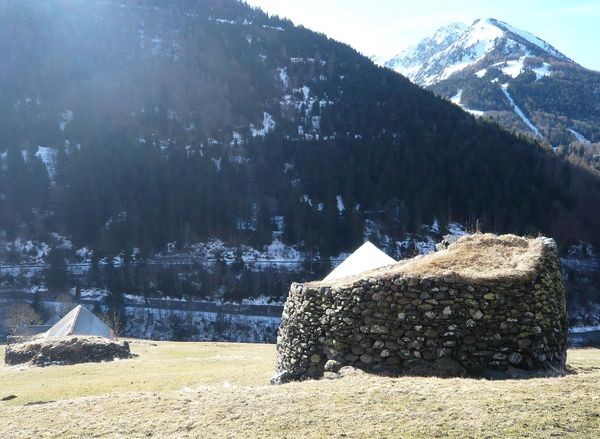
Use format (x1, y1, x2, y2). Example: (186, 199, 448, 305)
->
(386, 19, 569, 86)
(385, 22, 468, 82)
(385, 18, 600, 166)
(1, 1, 600, 316)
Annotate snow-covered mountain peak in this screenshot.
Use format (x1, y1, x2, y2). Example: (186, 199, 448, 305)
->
(431, 22, 468, 44)
(384, 22, 466, 79)
(465, 18, 505, 46)
(382, 18, 600, 149)
(386, 18, 571, 86)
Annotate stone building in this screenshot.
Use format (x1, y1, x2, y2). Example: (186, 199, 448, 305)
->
(273, 234, 568, 383)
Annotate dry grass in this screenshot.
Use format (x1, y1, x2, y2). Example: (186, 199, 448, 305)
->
(1, 342, 599, 438)
(396, 234, 544, 280)
(323, 234, 548, 287)
(0, 340, 274, 404)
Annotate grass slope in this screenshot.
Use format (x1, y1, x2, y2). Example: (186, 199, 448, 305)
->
(1, 341, 599, 438)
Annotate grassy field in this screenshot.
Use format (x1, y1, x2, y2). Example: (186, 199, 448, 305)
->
(1, 342, 599, 438)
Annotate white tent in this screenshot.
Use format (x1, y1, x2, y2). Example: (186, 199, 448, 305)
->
(45, 305, 114, 339)
(323, 241, 396, 282)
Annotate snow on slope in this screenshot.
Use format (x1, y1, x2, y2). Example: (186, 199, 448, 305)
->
(532, 63, 552, 80)
(500, 84, 541, 137)
(277, 67, 288, 88)
(251, 112, 275, 137)
(450, 89, 463, 104)
(495, 20, 568, 61)
(59, 110, 74, 132)
(156, 237, 303, 271)
(35, 146, 58, 181)
(385, 22, 467, 79)
(336, 195, 345, 214)
(449, 89, 486, 117)
(486, 58, 551, 81)
(474, 68, 487, 78)
(568, 128, 591, 144)
(497, 57, 526, 78)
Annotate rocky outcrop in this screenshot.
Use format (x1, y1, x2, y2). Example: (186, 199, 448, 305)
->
(4, 336, 132, 366)
(273, 234, 568, 383)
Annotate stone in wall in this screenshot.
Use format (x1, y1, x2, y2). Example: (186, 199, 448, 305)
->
(272, 234, 568, 384)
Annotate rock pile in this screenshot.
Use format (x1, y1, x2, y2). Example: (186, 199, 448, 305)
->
(273, 234, 568, 383)
(5, 336, 132, 366)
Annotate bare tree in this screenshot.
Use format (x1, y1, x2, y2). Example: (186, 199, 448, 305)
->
(3, 303, 42, 335)
(101, 309, 123, 338)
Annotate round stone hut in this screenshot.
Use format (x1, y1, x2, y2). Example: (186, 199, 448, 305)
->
(273, 234, 568, 383)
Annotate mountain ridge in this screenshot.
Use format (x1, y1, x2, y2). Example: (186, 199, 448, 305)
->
(385, 18, 573, 86)
(384, 18, 600, 156)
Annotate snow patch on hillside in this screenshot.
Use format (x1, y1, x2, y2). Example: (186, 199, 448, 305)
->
(500, 84, 541, 137)
(336, 195, 345, 214)
(570, 325, 600, 334)
(80, 288, 109, 301)
(277, 67, 288, 88)
(262, 25, 284, 32)
(449, 89, 485, 116)
(2, 238, 50, 264)
(474, 68, 487, 78)
(51, 233, 73, 250)
(568, 128, 591, 144)
(59, 111, 73, 132)
(240, 296, 282, 306)
(230, 132, 243, 146)
(532, 63, 551, 80)
(213, 18, 236, 25)
(465, 108, 486, 117)
(488, 58, 550, 80)
(447, 222, 469, 236)
(76, 247, 93, 263)
(497, 57, 526, 78)
(450, 89, 463, 104)
(157, 238, 304, 271)
(362, 220, 441, 259)
(251, 112, 275, 137)
(35, 146, 58, 181)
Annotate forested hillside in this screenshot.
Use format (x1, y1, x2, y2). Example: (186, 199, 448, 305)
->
(1, 0, 599, 320)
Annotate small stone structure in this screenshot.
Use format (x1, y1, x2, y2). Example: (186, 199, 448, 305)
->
(5, 336, 132, 366)
(273, 234, 568, 383)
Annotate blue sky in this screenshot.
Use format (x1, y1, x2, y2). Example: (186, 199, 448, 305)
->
(244, 0, 600, 71)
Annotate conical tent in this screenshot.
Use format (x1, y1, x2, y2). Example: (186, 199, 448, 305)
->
(45, 305, 114, 339)
(323, 241, 396, 282)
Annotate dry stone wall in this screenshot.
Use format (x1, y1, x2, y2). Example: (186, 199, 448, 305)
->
(5, 336, 132, 366)
(273, 236, 568, 383)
